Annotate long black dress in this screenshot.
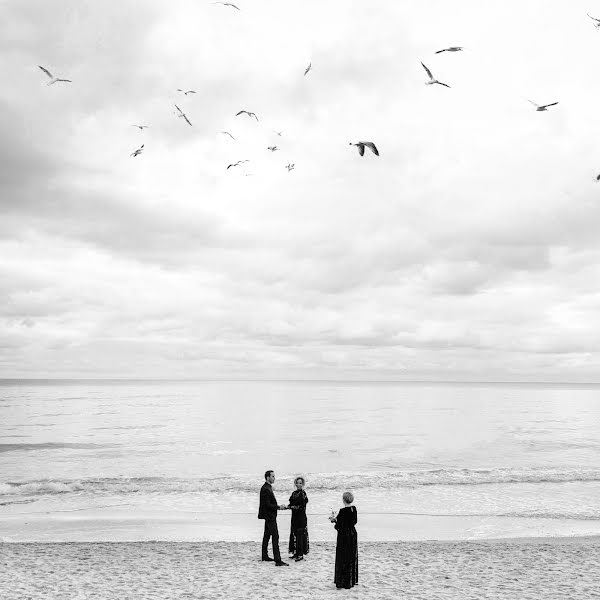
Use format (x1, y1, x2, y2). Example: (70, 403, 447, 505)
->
(287, 489, 309, 557)
(333, 506, 358, 589)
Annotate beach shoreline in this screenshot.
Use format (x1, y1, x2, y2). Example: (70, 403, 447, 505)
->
(2, 538, 598, 599)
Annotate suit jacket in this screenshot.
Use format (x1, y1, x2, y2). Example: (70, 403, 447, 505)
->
(258, 482, 279, 520)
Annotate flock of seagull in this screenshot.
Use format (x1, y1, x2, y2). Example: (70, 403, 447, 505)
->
(37, 7, 600, 179)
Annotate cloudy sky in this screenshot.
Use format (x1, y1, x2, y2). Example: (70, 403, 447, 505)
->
(3, 1, 600, 380)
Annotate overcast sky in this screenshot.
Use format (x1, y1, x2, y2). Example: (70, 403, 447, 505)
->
(3, 1, 600, 380)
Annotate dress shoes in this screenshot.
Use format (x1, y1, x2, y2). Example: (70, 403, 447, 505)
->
(262, 557, 275, 562)
(275, 561, 289, 566)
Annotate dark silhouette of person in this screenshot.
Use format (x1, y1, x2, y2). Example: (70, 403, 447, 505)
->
(258, 470, 289, 566)
(329, 491, 358, 589)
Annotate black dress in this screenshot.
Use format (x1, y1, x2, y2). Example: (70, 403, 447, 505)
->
(287, 489, 309, 557)
(333, 506, 358, 589)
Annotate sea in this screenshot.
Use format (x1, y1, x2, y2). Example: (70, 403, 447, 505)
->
(1, 379, 600, 542)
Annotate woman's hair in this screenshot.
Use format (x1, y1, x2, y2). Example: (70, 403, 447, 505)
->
(294, 476, 305, 485)
(342, 491, 354, 504)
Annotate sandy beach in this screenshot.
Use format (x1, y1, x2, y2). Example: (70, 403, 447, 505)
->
(1, 537, 599, 600)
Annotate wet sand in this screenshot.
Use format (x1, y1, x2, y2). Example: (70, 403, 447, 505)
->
(1, 537, 599, 599)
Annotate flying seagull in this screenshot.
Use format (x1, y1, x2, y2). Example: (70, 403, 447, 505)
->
(177, 89, 196, 95)
(130, 144, 144, 158)
(174, 104, 192, 126)
(435, 46, 464, 54)
(349, 141, 379, 157)
(227, 160, 249, 169)
(587, 13, 600, 28)
(221, 131, 235, 140)
(267, 146, 278, 152)
(527, 99, 559, 112)
(285, 163, 295, 172)
(595, 173, 600, 182)
(274, 130, 283, 136)
(213, 2, 240, 9)
(304, 62, 312, 76)
(421, 62, 450, 88)
(38, 65, 71, 85)
(236, 110, 259, 121)
(131, 124, 149, 130)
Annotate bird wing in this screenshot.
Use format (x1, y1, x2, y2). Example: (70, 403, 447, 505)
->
(304, 63, 311, 75)
(363, 142, 379, 156)
(588, 13, 600, 22)
(526, 99, 539, 108)
(421, 62, 433, 79)
(38, 65, 54, 78)
(540, 102, 558, 109)
(175, 104, 183, 115)
(435, 49, 446, 54)
(183, 114, 192, 126)
(235, 110, 247, 116)
(56, 79, 72, 83)
(356, 144, 365, 156)
(251, 112, 259, 121)
(436, 81, 451, 88)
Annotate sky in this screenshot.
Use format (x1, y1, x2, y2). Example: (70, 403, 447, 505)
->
(3, 1, 600, 380)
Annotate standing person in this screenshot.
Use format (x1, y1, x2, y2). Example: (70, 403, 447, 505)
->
(329, 491, 358, 589)
(258, 470, 289, 566)
(287, 476, 309, 561)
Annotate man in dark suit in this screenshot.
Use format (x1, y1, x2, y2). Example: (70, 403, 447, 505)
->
(258, 470, 289, 566)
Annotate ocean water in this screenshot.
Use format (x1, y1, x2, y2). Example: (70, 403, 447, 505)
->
(1, 380, 600, 541)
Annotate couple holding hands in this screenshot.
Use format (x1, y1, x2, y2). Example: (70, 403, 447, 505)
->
(258, 470, 358, 590)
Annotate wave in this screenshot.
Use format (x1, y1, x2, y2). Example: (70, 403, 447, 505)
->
(2, 467, 600, 498)
(0, 443, 117, 454)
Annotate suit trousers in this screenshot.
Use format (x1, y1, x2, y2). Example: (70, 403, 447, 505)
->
(262, 518, 281, 562)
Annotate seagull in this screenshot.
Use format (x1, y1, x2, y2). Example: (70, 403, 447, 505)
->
(213, 2, 240, 9)
(236, 110, 259, 121)
(527, 99, 559, 112)
(38, 65, 71, 85)
(131, 124, 149, 130)
(304, 62, 312, 76)
(177, 89, 196, 95)
(285, 163, 295, 172)
(587, 13, 600, 28)
(435, 46, 464, 54)
(221, 131, 235, 140)
(267, 146, 278, 152)
(349, 141, 379, 157)
(130, 144, 144, 158)
(174, 104, 192, 126)
(421, 62, 450, 88)
(595, 173, 600, 182)
(227, 160, 249, 169)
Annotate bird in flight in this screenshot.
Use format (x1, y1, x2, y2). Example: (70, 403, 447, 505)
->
(421, 62, 450, 88)
(213, 2, 240, 9)
(174, 104, 192, 126)
(527, 99, 559, 112)
(38, 65, 71, 85)
(435, 46, 464, 54)
(587, 13, 600, 27)
(285, 163, 295, 172)
(236, 110, 259, 121)
(221, 131, 235, 140)
(227, 160, 249, 169)
(349, 141, 379, 157)
(131, 124, 149, 130)
(274, 130, 283, 137)
(177, 89, 196, 95)
(130, 144, 144, 158)
(304, 62, 312, 76)
(267, 146, 278, 152)
(595, 173, 600, 182)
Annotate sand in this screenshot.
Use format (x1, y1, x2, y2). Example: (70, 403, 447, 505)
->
(1, 537, 599, 599)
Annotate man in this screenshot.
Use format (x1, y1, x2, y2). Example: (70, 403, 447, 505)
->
(258, 470, 289, 566)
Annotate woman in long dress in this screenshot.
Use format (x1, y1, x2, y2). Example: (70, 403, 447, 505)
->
(329, 491, 358, 589)
(287, 476, 309, 561)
